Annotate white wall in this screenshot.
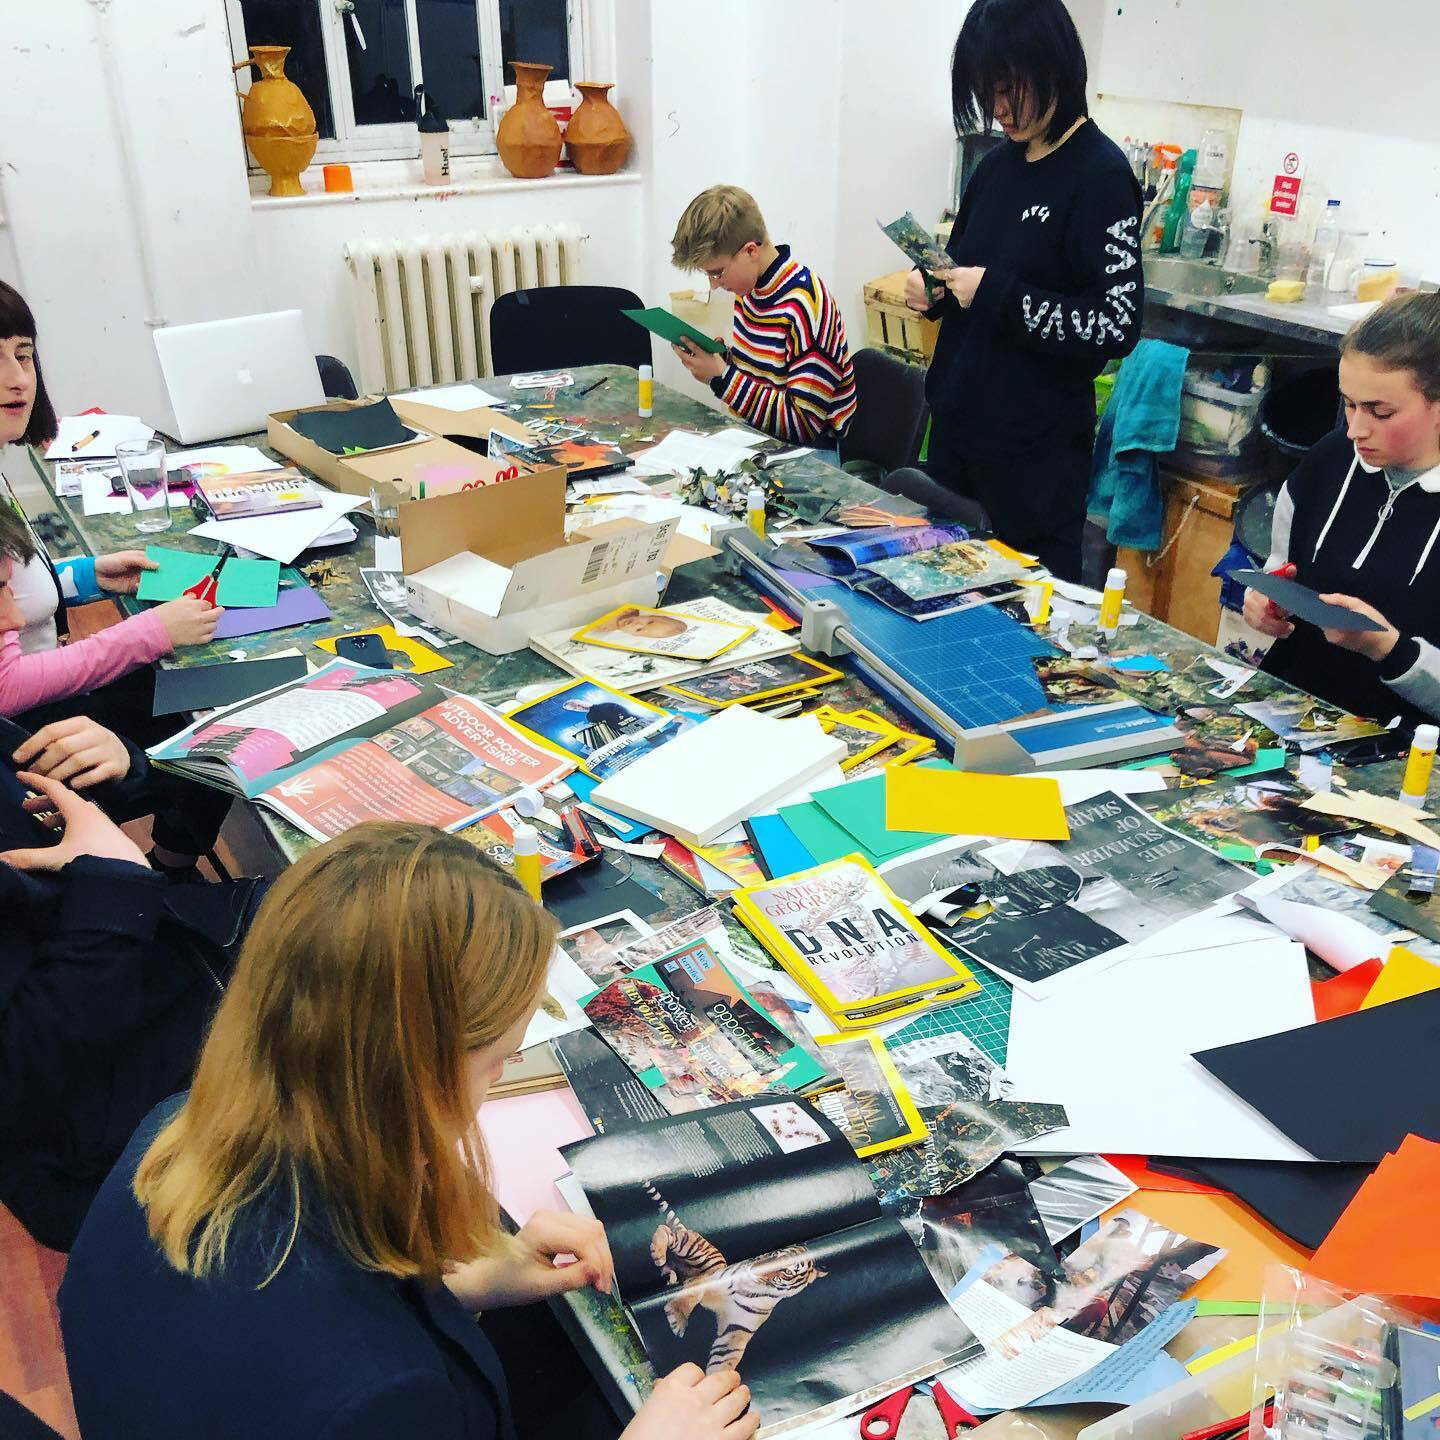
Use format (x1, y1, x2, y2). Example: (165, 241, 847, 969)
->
(1090, 0, 1440, 278)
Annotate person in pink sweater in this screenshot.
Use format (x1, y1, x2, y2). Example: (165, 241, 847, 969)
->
(2, 280, 226, 876)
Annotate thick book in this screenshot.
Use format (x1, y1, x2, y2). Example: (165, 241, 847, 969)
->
(561, 1098, 978, 1436)
(197, 466, 322, 520)
(531, 594, 800, 694)
(733, 857, 981, 1030)
(148, 659, 571, 841)
(581, 938, 829, 1112)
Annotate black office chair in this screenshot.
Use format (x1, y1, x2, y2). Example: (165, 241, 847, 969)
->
(315, 354, 359, 400)
(488, 285, 651, 375)
(837, 347, 930, 483)
(0, 1392, 65, 1440)
(881, 466, 990, 530)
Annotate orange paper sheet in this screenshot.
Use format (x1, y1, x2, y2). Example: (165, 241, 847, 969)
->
(1360, 946, 1440, 1010)
(1101, 1189, 1313, 1301)
(1307, 1135, 1440, 1304)
(1312, 957, 1386, 1021)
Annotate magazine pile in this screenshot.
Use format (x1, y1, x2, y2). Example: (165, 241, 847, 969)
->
(147, 659, 571, 840)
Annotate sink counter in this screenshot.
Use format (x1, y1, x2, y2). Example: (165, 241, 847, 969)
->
(1144, 268, 1356, 350)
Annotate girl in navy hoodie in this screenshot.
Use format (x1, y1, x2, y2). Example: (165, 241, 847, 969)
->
(1245, 292, 1440, 725)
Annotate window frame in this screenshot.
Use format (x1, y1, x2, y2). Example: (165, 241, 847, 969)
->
(225, 0, 605, 168)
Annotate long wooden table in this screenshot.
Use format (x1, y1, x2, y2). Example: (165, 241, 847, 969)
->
(25, 367, 1407, 1437)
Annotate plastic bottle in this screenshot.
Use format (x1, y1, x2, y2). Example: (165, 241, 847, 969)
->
(1160, 150, 1196, 253)
(746, 484, 766, 540)
(511, 823, 543, 901)
(1099, 567, 1127, 636)
(1401, 723, 1438, 809)
(1307, 199, 1342, 297)
(637, 363, 653, 418)
(1180, 196, 1215, 259)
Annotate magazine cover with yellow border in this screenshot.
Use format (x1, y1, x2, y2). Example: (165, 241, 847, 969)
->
(570, 603, 755, 663)
(506, 676, 678, 779)
(812, 706, 904, 773)
(810, 1032, 927, 1157)
(732, 856, 978, 1027)
(665, 653, 845, 708)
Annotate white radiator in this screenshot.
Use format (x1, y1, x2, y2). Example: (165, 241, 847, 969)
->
(342, 224, 586, 394)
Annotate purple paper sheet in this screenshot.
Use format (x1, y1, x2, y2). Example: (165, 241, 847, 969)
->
(213, 584, 331, 639)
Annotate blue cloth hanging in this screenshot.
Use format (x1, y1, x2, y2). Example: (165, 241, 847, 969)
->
(1088, 338, 1190, 550)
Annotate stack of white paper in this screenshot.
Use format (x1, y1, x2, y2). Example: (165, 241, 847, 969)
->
(190, 490, 370, 564)
(45, 413, 155, 460)
(1004, 934, 1317, 1161)
(392, 382, 504, 411)
(591, 707, 847, 848)
(627, 428, 766, 477)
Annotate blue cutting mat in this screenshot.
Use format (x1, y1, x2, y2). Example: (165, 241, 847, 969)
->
(812, 581, 1054, 730)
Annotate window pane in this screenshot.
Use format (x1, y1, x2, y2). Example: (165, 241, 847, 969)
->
(415, 0, 486, 121)
(345, 0, 415, 125)
(499, 0, 570, 82)
(236, 0, 335, 139)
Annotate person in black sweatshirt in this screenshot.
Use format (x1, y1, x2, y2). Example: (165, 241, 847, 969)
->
(1243, 292, 1440, 726)
(908, 0, 1143, 580)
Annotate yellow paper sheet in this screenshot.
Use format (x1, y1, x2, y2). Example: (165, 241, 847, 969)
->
(1360, 945, 1440, 1009)
(314, 624, 453, 675)
(885, 766, 1069, 841)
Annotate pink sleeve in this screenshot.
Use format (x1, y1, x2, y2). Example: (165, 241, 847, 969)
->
(0, 609, 174, 716)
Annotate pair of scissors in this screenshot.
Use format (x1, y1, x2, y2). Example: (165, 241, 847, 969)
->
(183, 546, 232, 605)
(859, 1379, 978, 1439)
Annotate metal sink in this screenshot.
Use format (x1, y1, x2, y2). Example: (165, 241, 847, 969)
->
(1144, 257, 1267, 298)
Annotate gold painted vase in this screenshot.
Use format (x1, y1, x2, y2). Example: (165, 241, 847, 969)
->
(234, 45, 317, 197)
(495, 62, 563, 179)
(564, 82, 632, 175)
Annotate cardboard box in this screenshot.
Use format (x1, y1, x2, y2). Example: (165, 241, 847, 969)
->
(268, 398, 539, 506)
(401, 475, 677, 655)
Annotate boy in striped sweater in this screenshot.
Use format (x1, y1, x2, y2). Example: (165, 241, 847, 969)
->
(670, 185, 856, 446)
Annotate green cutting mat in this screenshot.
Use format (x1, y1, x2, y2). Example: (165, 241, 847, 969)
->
(885, 960, 1013, 1067)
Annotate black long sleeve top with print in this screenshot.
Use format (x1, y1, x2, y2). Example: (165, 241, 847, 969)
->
(925, 120, 1144, 464)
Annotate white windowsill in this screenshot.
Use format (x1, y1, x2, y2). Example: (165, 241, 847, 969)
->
(249, 156, 643, 210)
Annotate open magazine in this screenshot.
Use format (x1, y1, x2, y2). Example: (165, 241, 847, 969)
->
(562, 1099, 978, 1435)
(804, 525, 1031, 620)
(148, 659, 571, 840)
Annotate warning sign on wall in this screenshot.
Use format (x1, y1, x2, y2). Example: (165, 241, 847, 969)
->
(1270, 151, 1305, 218)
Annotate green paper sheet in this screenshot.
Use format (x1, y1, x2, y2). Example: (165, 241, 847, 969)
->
(1223, 747, 1288, 778)
(620, 306, 727, 355)
(811, 773, 943, 861)
(136, 546, 280, 608)
(776, 802, 872, 866)
(215, 558, 281, 608)
(1194, 1300, 1264, 1316)
(136, 547, 220, 602)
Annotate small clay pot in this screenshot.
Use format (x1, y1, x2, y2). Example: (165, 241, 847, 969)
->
(564, 82, 632, 175)
(495, 61, 563, 179)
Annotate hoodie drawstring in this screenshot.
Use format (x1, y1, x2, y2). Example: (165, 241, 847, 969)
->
(1312, 454, 1357, 561)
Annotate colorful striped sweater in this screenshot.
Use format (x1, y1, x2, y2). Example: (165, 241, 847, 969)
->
(713, 246, 857, 445)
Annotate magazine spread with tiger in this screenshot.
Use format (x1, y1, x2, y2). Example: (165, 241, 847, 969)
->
(562, 1098, 978, 1434)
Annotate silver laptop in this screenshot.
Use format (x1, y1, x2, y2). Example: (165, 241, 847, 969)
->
(153, 310, 326, 443)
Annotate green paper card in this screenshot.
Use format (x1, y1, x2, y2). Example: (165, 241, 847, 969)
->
(215, 558, 281, 608)
(1223, 747, 1288, 778)
(136, 547, 220, 602)
(620, 306, 727, 355)
(777, 801, 872, 866)
(812, 773, 943, 861)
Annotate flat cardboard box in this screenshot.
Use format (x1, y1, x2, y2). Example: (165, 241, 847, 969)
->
(268, 398, 538, 506)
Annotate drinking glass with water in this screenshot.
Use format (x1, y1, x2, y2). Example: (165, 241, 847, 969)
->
(114, 437, 172, 533)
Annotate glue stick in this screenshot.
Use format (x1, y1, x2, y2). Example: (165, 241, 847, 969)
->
(1401, 723, 1438, 809)
(747, 484, 766, 540)
(637, 363, 653, 418)
(1099, 566, 1127, 636)
(511, 823, 543, 902)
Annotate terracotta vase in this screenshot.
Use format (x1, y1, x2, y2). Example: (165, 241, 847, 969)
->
(234, 45, 317, 197)
(495, 62, 563, 179)
(564, 82, 632, 175)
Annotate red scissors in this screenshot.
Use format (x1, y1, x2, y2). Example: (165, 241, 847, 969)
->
(183, 548, 231, 606)
(859, 1379, 978, 1440)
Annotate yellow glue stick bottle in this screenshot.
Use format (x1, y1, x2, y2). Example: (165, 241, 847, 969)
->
(1401, 723, 1438, 809)
(1099, 566, 1126, 636)
(747, 484, 766, 540)
(637, 364, 653, 418)
(511, 822, 543, 902)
